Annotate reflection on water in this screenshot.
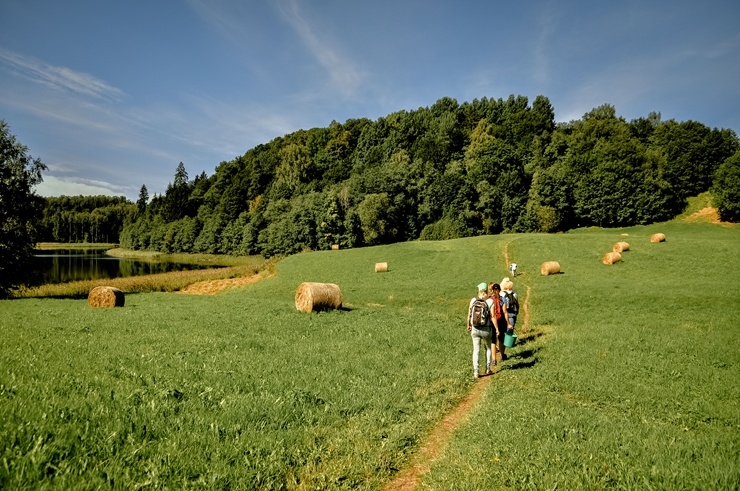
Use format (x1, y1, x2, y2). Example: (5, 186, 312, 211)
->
(32, 249, 211, 285)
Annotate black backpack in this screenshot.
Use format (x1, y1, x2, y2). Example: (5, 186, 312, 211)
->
(504, 291, 519, 314)
(470, 298, 490, 327)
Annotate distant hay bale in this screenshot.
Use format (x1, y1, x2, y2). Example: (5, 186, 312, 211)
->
(331, 244, 339, 250)
(374, 262, 388, 273)
(613, 241, 630, 252)
(295, 282, 342, 313)
(540, 261, 561, 275)
(88, 286, 125, 308)
(650, 233, 666, 243)
(602, 252, 622, 265)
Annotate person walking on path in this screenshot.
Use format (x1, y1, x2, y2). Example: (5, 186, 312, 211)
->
(466, 282, 495, 379)
(488, 282, 508, 361)
(500, 277, 519, 336)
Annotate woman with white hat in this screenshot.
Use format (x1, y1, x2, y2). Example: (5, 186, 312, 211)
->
(466, 282, 495, 379)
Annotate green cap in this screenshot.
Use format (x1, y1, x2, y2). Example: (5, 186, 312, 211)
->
(477, 282, 488, 291)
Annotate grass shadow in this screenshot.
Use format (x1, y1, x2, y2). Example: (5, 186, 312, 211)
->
(507, 358, 537, 370)
(501, 325, 550, 370)
(505, 347, 538, 370)
(515, 330, 546, 346)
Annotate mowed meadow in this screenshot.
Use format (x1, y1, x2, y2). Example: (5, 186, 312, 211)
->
(1, 217, 739, 490)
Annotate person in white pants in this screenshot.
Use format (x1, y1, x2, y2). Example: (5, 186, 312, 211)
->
(466, 282, 494, 379)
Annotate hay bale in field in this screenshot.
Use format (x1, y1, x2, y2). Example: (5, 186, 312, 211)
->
(650, 233, 666, 243)
(540, 261, 561, 275)
(88, 286, 125, 308)
(331, 244, 339, 250)
(295, 282, 342, 313)
(613, 241, 630, 252)
(602, 251, 622, 265)
(374, 262, 388, 273)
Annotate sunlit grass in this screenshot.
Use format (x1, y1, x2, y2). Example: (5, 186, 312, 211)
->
(1, 242, 476, 489)
(421, 221, 740, 490)
(2, 220, 738, 489)
(678, 191, 714, 218)
(105, 248, 263, 267)
(35, 242, 118, 250)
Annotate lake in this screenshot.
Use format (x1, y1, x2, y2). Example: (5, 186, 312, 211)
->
(32, 249, 212, 285)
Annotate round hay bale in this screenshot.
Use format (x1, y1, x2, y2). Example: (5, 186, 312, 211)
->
(613, 241, 630, 252)
(602, 251, 622, 265)
(295, 282, 342, 313)
(374, 262, 388, 273)
(88, 286, 125, 308)
(540, 261, 561, 275)
(650, 233, 666, 243)
(331, 244, 339, 250)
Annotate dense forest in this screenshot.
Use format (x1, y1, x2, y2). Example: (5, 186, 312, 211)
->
(44, 96, 740, 255)
(38, 195, 136, 243)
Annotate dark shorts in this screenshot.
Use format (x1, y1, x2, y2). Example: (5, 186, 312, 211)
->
(495, 318, 507, 342)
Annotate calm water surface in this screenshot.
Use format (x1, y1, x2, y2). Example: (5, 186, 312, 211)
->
(32, 249, 211, 285)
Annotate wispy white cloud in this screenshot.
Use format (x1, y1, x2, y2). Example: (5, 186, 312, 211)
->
(0, 46, 306, 198)
(275, 0, 364, 96)
(556, 27, 740, 125)
(0, 48, 124, 101)
(180, 93, 298, 155)
(532, 4, 557, 87)
(701, 31, 740, 60)
(185, 0, 247, 44)
(35, 174, 130, 198)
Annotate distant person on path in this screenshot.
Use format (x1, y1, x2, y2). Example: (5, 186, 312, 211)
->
(500, 277, 519, 334)
(509, 262, 517, 277)
(466, 282, 494, 379)
(488, 282, 508, 361)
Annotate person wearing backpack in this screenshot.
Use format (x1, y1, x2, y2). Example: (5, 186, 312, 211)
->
(466, 282, 495, 379)
(488, 282, 508, 362)
(500, 278, 519, 335)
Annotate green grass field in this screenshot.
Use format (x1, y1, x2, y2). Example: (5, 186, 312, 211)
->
(1, 218, 738, 490)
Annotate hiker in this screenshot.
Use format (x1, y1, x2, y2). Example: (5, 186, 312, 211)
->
(489, 282, 508, 361)
(509, 262, 517, 277)
(500, 277, 519, 333)
(466, 282, 494, 379)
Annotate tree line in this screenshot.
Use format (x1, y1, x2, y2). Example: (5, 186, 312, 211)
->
(119, 96, 739, 257)
(37, 195, 136, 243)
(3, 95, 740, 295)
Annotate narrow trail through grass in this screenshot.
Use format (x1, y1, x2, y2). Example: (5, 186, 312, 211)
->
(161, 244, 531, 490)
(165, 245, 529, 491)
(383, 245, 531, 491)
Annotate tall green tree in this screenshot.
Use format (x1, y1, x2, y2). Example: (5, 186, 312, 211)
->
(163, 162, 193, 221)
(0, 120, 47, 297)
(357, 193, 391, 245)
(650, 121, 737, 200)
(712, 151, 740, 222)
(137, 184, 148, 214)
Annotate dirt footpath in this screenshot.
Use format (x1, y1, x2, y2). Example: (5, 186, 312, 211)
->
(383, 284, 530, 490)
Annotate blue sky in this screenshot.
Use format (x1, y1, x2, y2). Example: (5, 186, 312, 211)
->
(1, 0, 738, 202)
